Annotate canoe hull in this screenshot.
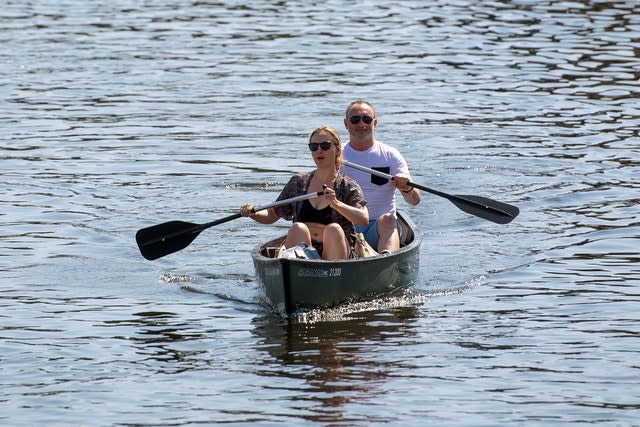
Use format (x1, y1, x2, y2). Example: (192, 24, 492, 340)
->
(252, 212, 422, 316)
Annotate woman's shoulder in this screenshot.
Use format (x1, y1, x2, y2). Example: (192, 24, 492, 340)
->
(286, 171, 313, 184)
(337, 172, 363, 191)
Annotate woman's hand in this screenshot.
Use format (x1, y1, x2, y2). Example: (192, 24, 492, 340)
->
(240, 204, 255, 217)
(323, 184, 338, 207)
(323, 184, 369, 226)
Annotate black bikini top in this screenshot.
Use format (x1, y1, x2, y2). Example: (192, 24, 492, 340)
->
(299, 199, 333, 225)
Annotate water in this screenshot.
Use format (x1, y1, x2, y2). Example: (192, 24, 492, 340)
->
(2, 1, 639, 425)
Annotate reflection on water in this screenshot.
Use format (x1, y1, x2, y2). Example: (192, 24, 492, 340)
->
(253, 307, 421, 424)
(104, 311, 211, 369)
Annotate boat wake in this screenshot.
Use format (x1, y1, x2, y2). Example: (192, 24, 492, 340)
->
(158, 272, 488, 323)
(290, 288, 431, 324)
(159, 272, 192, 283)
(290, 274, 489, 323)
(421, 274, 488, 298)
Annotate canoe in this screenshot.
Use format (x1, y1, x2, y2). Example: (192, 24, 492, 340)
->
(251, 211, 423, 316)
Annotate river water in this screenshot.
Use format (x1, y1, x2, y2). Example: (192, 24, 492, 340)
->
(2, 1, 639, 426)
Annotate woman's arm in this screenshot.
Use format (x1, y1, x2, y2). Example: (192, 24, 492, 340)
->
(330, 199, 369, 226)
(239, 205, 280, 224)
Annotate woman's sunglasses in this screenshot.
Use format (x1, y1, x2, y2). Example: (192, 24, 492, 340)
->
(348, 115, 374, 124)
(308, 141, 334, 152)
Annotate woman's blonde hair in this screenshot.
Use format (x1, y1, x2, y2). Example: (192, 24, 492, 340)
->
(309, 125, 343, 169)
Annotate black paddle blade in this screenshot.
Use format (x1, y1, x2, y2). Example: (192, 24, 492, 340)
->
(450, 195, 520, 224)
(136, 220, 202, 260)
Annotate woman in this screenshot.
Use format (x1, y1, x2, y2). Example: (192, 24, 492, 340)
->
(240, 125, 369, 260)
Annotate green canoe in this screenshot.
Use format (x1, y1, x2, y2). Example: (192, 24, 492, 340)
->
(251, 211, 423, 316)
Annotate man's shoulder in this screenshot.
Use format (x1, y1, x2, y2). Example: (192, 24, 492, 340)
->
(374, 140, 403, 155)
(363, 141, 405, 166)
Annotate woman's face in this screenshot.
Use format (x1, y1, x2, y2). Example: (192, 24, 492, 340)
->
(308, 130, 339, 168)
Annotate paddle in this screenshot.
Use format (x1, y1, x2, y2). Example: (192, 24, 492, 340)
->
(136, 191, 324, 260)
(343, 161, 519, 224)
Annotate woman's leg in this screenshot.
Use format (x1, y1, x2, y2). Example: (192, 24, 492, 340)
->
(285, 222, 312, 248)
(321, 223, 349, 260)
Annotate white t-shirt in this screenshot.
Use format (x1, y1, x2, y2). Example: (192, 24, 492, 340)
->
(342, 141, 409, 219)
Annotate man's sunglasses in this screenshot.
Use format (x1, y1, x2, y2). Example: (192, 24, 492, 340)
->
(348, 115, 374, 124)
(308, 141, 334, 152)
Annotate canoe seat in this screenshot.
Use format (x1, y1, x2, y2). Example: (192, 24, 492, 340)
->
(262, 238, 287, 258)
(398, 214, 413, 247)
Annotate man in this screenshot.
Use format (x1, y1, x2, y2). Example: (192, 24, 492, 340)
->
(341, 99, 421, 253)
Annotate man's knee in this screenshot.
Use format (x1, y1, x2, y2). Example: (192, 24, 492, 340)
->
(377, 213, 397, 232)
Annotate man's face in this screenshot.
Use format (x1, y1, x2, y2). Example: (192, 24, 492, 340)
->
(345, 103, 377, 136)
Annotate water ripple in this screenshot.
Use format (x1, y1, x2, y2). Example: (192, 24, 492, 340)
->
(2, 1, 640, 425)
